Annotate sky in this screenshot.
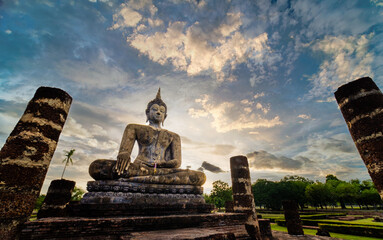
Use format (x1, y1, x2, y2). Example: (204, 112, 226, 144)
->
(1, 0, 383, 194)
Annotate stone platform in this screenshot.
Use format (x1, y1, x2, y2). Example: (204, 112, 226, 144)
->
(20, 213, 249, 239)
(81, 192, 205, 205)
(123, 226, 342, 240)
(79, 180, 213, 216)
(21, 215, 341, 240)
(68, 202, 214, 216)
(86, 180, 203, 194)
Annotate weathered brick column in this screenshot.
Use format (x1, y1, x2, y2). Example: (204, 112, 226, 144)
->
(230, 155, 262, 240)
(37, 179, 75, 219)
(282, 200, 303, 235)
(335, 77, 383, 200)
(0, 87, 72, 239)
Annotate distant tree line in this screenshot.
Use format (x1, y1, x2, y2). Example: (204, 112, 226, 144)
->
(204, 180, 232, 208)
(204, 175, 382, 210)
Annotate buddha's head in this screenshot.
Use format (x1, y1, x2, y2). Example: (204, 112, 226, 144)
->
(146, 88, 167, 125)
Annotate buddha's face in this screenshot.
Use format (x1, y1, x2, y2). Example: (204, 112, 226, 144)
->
(148, 104, 166, 123)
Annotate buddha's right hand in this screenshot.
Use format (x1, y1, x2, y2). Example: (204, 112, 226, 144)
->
(115, 153, 131, 175)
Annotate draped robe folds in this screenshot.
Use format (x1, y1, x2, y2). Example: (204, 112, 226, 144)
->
(89, 124, 206, 186)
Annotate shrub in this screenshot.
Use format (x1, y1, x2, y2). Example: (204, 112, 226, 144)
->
(268, 217, 284, 223)
(300, 213, 347, 219)
(319, 223, 383, 238)
(275, 219, 286, 227)
(276, 218, 380, 228)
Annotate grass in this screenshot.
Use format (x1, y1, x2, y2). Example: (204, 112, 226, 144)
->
(28, 210, 38, 221)
(263, 213, 383, 225)
(350, 218, 383, 226)
(300, 218, 383, 227)
(261, 213, 284, 219)
(270, 223, 383, 240)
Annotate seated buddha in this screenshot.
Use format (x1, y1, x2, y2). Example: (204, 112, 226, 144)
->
(89, 89, 206, 186)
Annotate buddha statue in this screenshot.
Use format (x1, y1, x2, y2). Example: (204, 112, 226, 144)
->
(88, 89, 206, 186)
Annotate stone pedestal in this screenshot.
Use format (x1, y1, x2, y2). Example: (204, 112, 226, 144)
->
(37, 179, 75, 218)
(76, 180, 213, 216)
(230, 155, 262, 240)
(259, 219, 272, 237)
(335, 77, 383, 200)
(282, 200, 303, 235)
(0, 87, 72, 240)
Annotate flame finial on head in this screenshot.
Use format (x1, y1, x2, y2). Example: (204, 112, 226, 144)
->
(156, 88, 161, 100)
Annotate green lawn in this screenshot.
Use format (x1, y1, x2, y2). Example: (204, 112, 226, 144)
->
(271, 224, 383, 240)
(261, 213, 284, 219)
(350, 218, 383, 226)
(29, 210, 38, 221)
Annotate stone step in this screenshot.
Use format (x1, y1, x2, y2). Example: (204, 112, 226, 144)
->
(68, 202, 214, 217)
(21, 213, 248, 239)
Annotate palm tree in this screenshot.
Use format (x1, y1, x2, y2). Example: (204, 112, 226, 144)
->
(61, 149, 75, 179)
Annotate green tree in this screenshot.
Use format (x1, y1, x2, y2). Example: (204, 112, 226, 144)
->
(305, 182, 331, 209)
(252, 176, 314, 210)
(359, 180, 382, 209)
(335, 182, 358, 209)
(203, 193, 213, 205)
(71, 186, 86, 201)
(209, 180, 232, 208)
(325, 174, 346, 209)
(252, 179, 283, 210)
(252, 179, 271, 209)
(34, 194, 46, 210)
(61, 149, 75, 179)
(280, 175, 313, 210)
(325, 174, 339, 182)
(350, 179, 364, 209)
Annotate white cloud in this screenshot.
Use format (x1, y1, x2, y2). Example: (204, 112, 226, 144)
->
(61, 117, 119, 152)
(307, 34, 374, 100)
(371, 0, 383, 6)
(110, 3, 143, 29)
(0, 112, 19, 141)
(120, 8, 272, 82)
(247, 150, 313, 170)
(57, 58, 129, 89)
(188, 95, 282, 133)
(308, 133, 356, 154)
(256, 102, 269, 114)
(316, 97, 335, 103)
(297, 114, 311, 120)
(86, 138, 118, 150)
(62, 117, 93, 139)
(253, 92, 265, 99)
(292, 1, 379, 37)
(128, 0, 157, 13)
(110, 0, 158, 30)
(89, 124, 108, 137)
(128, 21, 188, 70)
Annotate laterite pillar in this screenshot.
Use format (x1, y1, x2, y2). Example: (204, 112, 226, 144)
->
(282, 200, 303, 235)
(230, 155, 262, 240)
(0, 87, 72, 239)
(335, 77, 383, 200)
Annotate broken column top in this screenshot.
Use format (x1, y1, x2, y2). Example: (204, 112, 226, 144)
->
(334, 77, 377, 102)
(33, 86, 72, 103)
